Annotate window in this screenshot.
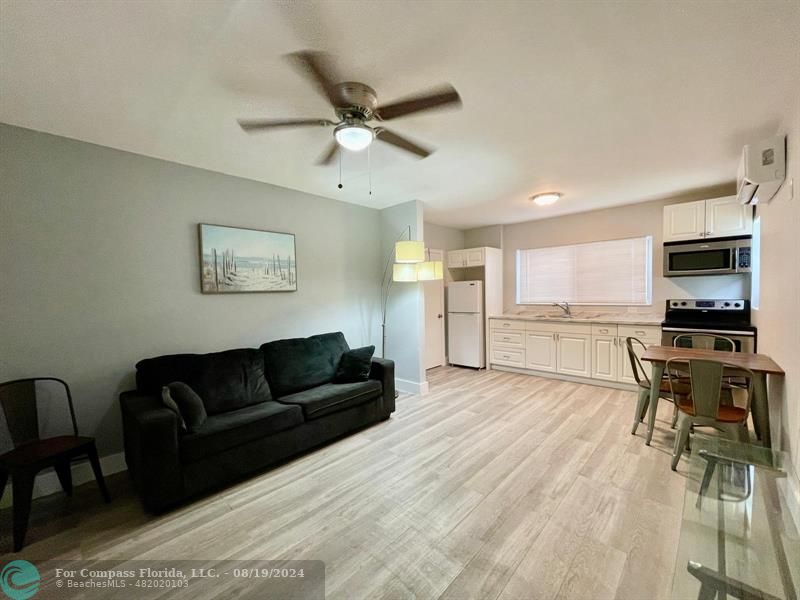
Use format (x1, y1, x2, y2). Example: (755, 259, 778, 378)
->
(516, 236, 653, 305)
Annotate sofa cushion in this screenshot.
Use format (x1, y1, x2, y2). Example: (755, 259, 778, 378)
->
(261, 332, 350, 397)
(334, 345, 375, 383)
(179, 401, 303, 463)
(136, 348, 272, 415)
(277, 380, 382, 420)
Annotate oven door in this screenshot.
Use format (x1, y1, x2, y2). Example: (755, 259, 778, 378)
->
(661, 327, 755, 353)
(664, 241, 738, 277)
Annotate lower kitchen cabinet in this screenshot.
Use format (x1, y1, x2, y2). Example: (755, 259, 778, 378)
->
(525, 331, 557, 372)
(556, 332, 591, 377)
(489, 318, 661, 388)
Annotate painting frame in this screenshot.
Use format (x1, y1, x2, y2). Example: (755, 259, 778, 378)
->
(198, 223, 298, 294)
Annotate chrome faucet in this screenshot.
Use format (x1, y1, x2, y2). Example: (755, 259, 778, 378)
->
(553, 302, 571, 317)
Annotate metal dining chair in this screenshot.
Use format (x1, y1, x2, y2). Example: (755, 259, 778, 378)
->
(627, 337, 691, 436)
(673, 333, 736, 352)
(668, 359, 753, 471)
(0, 378, 111, 551)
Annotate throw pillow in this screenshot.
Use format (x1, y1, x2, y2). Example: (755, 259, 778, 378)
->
(334, 345, 375, 383)
(161, 381, 207, 433)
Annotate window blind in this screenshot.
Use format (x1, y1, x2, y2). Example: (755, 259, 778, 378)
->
(516, 236, 652, 305)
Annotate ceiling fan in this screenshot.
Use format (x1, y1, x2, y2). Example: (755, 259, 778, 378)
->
(237, 51, 462, 164)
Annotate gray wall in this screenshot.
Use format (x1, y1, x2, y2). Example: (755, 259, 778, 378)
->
(424, 222, 465, 253)
(501, 185, 749, 313)
(0, 124, 383, 456)
(464, 225, 502, 249)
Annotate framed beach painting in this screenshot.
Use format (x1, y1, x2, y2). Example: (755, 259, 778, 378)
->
(199, 223, 297, 293)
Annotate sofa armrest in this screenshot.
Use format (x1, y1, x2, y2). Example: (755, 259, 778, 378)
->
(119, 390, 183, 512)
(369, 357, 396, 414)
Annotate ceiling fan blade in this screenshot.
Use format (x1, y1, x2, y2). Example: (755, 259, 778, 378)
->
(316, 140, 340, 165)
(375, 128, 433, 158)
(238, 118, 335, 132)
(375, 84, 461, 121)
(286, 50, 342, 107)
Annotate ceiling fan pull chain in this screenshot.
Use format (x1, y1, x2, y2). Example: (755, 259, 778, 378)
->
(337, 149, 343, 189)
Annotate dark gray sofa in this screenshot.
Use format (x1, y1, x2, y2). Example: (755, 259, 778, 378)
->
(120, 332, 395, 512)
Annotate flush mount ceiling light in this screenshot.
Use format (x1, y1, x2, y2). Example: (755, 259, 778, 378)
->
(531, 192, 562, 206)
(333, 122, 375, 152)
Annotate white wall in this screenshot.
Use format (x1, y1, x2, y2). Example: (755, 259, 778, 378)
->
(0, 124, 383, 457)
(501, 185, 749, 313)
(752, 88, 800, 516)
(381, 201, 427, 394)
(424, 222, 465, 253)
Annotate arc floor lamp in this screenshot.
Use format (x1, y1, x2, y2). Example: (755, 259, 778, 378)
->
(380, 226, 443, 358)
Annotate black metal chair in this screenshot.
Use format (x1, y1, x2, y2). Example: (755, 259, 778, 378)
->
(0, 378, 110, 551)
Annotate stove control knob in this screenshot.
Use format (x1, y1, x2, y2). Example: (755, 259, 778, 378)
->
(671, 302, 679, 307)
(723, 302, 731, 307)
(734, 302, 741, 308)
(680, 301, 687, 306)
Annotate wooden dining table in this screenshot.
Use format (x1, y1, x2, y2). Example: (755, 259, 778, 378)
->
(640, 346, 785, 448)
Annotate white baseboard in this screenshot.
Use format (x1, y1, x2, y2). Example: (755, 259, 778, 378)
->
(396, 378, 429, 395)
(0, 452, 127, 509)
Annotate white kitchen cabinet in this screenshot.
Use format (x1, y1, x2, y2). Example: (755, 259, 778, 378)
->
(447, 249, 466, 269)
(705, 196, 753, 238)
(557, 332, 592, 378)
(616, 325, 661, 385)
(663, 200, 706, 242)
(465, 248, 485, 266)
(525, 331, 557, 372)
(591, 334, 618, 382)
(663, 196, 752, 242)
(446, 247, 486, 268)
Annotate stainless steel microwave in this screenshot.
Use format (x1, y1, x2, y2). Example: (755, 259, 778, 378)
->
(663, 236, 751, 277)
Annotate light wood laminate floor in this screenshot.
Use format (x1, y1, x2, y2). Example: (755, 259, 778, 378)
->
(0, 366, 690, 599)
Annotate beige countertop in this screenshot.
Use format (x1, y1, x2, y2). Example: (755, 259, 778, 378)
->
(489, 312, 664, 326)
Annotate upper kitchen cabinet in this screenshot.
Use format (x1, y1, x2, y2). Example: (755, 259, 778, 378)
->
(446, 247, 485, 268)
(663, 196, 752, 243)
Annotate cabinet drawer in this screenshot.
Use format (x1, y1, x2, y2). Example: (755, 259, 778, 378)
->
(491, 330, 524, 347)
(525, 321, 592, 335)
(618, 325, 661, 340)
(491, 347, 525, 367)
(491, 319, 521, 330)
(591, 324, 618, 336)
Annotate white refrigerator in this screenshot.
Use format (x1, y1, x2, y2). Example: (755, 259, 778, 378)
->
(447, 281, 485, 368)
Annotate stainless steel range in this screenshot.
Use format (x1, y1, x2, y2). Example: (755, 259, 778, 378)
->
(661, 299, 756, 353)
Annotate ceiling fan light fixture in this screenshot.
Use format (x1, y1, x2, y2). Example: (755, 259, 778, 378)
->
(334, 123, 374, 151)
(531, 192, 562, 206)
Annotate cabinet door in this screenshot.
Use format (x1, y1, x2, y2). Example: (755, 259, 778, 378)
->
(591, 335, 618, 381)
(465, 248, 485, 266)
(663, 200, 706, 242)
(557, 333, 591, 377)
(525, 331, 557, 372)
(446, 250, 464, 269)
(705, 196, 753, 238)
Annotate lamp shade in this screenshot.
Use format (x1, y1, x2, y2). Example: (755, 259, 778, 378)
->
(392, 263, 419, 282)
(395, 240, 425, 263)
(416, 260, 444, 281)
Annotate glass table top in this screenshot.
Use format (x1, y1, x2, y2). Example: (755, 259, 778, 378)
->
(671, 434, 800, 600)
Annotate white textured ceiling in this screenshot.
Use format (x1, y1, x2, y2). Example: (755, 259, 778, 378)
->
(1, 1, 798, 228)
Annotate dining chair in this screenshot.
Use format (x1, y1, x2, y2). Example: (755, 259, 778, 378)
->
(0, 378, 111, 551)
(627, 337, 691, 436)
(668, 359, 753, 471)
(673, 333, 736, 352)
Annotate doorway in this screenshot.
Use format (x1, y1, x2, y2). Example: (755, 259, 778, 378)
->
(424, 249, 446, 370)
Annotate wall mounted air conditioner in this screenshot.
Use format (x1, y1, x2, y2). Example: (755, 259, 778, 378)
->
(737, 135, 786, 205)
